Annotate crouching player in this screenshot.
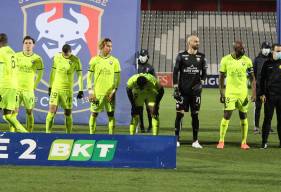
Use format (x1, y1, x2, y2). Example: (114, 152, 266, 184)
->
(127, 73, 164, 135)
(46, 44, 84, 133)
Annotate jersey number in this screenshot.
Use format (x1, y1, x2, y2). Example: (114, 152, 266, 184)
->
(11, 56, 16, 68)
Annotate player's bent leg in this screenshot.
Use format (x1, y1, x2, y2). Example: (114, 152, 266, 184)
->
(64, 109, 72, 134)
(26, 109, 34, 132)
(89, 112, 98, 134)
(107, 112, 115, 135)
(129, 107, 141, 135)
(3, 109, 28, 133)
(149, 106, 159, 136)
(46, 105, 57, 133)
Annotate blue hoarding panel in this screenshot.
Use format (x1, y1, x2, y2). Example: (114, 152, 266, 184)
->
(0, 132, 176, 169)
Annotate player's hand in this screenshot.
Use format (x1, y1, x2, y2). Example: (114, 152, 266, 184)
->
(220, 95, 225, 103)
(173, 87, 181, 100)
(107, 89, 116, 102)
(48, 87, 52, 96)
(260, 95, 266, 103)
(77, 91, 84, 99)
(251, 94, 256, 102)
(88, 92, 96, 103)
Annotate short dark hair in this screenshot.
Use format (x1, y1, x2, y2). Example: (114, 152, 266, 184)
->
(0, 33, 8, 44)
(136, 75, 148, 88)
(62, 44, 71, 54)
(272, 43, 281, 50)
(23, 36, 35, 44)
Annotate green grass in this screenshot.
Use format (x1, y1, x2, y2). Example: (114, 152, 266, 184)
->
(1, 88, 281, 192)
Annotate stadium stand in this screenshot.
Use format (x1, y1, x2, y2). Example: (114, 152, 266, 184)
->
(140, 11, 277, 75)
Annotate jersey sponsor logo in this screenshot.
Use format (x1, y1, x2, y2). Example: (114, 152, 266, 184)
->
(20, 1, 104, 114)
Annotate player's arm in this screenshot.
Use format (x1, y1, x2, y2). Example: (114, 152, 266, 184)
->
(76, 59, 84, 99)
(173, 54, 181, 100)
(48, 58, 57, 96)
(87, 60, 95, 102)
(247, 63, 256, 102)
(259, 61, 267, 103)
(200, 55, 208, 84)
(34, 58, 44, 89)
(219, 72, 226, 103)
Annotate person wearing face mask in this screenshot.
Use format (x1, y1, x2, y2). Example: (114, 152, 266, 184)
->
(217, 40, 256, 150)
(137, 49, 155, 133)
(259, 43, 281, 149)
(253, 41, 272, 134)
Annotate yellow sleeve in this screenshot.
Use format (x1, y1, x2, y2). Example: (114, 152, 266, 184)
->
(219, 57, 227, 73)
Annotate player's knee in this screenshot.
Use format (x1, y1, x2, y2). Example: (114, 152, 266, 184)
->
(223, 111, 232, 120)
(191, 113, 198, 120)
(239, 111, 247, 120)
(176, 112, 184, 120)
(107, 111, 114, 117)
(26, 109, 32, 115)
(92, 112, 98, 117)
(64, 109, 72, 116)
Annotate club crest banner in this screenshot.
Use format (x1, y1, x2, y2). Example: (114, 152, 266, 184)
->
(0, 0, 140, 125)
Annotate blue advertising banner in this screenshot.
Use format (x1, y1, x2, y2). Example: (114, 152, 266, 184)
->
(0, 132, 176, 169)
(0, 0, 140, 125)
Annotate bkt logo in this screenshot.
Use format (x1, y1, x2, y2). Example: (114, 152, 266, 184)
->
(48, 139, 117, 162)
(20, 1, 104, 113)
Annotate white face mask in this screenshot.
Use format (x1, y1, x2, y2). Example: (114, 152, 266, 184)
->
(139, 55, 148, 64)
(261, 48, 271, 56)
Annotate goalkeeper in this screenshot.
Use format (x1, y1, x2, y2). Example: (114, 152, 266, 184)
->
(10, 36, 44, 132)
(126, 73, 164, 135)
(173, 35, 207, 148)
(46, 44, 84, 133)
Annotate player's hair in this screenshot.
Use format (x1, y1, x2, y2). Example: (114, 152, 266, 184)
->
(272, 43, 281, 50)
(137, 76, 148, 88)
(232, 40, 244, 48)
(99, 38, 112, 50)
(23, 36, 35, 44)
(62, 44, 72, 54)
(186, 35, 199, 44)
(0, 33, 8, 44)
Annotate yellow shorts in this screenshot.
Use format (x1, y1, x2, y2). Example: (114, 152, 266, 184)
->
(17, 90, 35, 110)
(49, 89, 73, 109)
(224, 95, 249, 113)
(133, 91, 157, 107)
(0, 88, 18, 110)
(90, 95, 115, 113)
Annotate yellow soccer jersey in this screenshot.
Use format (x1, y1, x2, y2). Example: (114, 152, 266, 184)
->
(0, 46, 17, 89)
(87, 55, 121, 96)
(15, 52, 44, 91)
(51, 53, 82, 91)
(220, 54, 253, 97)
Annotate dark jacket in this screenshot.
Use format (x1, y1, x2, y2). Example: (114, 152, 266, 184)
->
(253, 53, 271, 90)
(259, 58, 281, 97)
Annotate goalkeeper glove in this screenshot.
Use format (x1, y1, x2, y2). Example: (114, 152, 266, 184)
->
(173, 87, 183, 103)
(77, 91, 84, 99)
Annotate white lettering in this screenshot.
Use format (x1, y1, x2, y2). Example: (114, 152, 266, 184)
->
(96, 144, 114, 157)
(0, 139, 10, 159)
(71, 144, 93, 157)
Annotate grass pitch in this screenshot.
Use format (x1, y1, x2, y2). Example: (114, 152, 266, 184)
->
(0, 88, 281, 192)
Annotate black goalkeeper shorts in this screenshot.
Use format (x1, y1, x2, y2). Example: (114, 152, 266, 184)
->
(176, 94, 201, 113)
